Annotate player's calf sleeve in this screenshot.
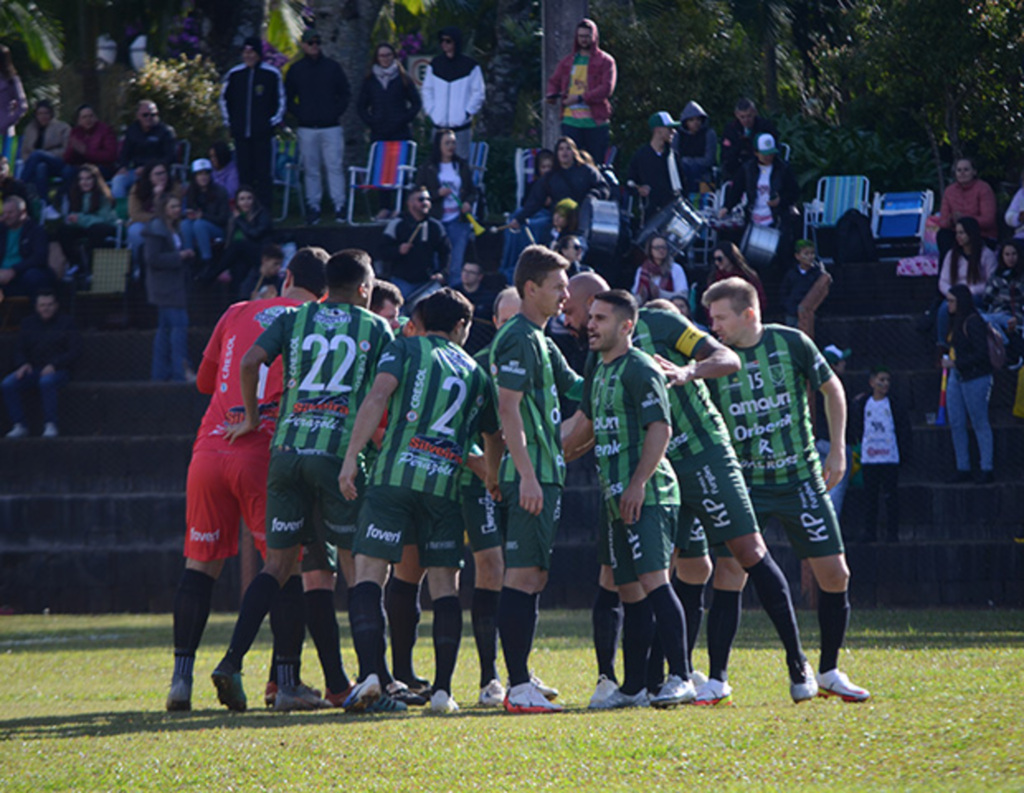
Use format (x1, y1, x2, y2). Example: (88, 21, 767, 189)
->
(305, 589, 349, 693)
(386, 577, 422, 683)
(348, 581, 386, 682)
(172, 569, 216, 680)
(471, 588, 500, 687)
(817, 589, 850, 674)
(646, 584, 689, 679)
(706, 589, 741, 682)
(743, 555, 807, 681)
(621, 599, 655, 696)
(220, 572, 280, 673)
(431, 596, 462, 695)
(497, 587, 538, 688)
(592, 586, 623, 683)
(672, 579, 705, 671)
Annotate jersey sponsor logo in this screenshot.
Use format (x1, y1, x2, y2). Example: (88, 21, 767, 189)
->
(739, 453, 800, 471)
(254, 305, 290, 329)
(220, 382, 228, 393)
(593, 415, 620, 431)
(366, 523, 402, 545)
(427, 540, 457, 550)
(758, 438, 773, 457)
(603, 481, 624, 500)
(641, 390, 662, 410)
(696, 464, 720, 496)
(728, 391, 791, 417)
(270, 517, 304, 533)
(701, 498, 732, 529)
(689, 523, 706, 542)
(290, 395, 350, 417)
(398, 435, 463, 477)
(379, 351, 397, 366)
(360, 340, 371, 352)
(221, 335, 236, 381)
(500, 359, 526, 376)
(594, 438, 622, 458)
(732, 412, 792, 441)
(477, 493, 498, 533)
(667, 432, 689, 452)
(410, 367, 428, 410)
(406, 410, 418, 422)
(626, 526, 642, 560)
(189, 527, 221, 543)
(313, 307, 352, 328)
(324, 520, 355, 536)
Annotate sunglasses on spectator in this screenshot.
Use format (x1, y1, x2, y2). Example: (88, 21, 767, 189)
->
(415, 196, 431, 202)
(564, 243, 582, 251)
(141, 112, 158, 118)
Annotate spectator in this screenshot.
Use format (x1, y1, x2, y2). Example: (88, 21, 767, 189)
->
(0, 195, 53, 299)
(2, 290, 79, 438)
(627, 111, 684, 225)
(552, 233, 592, 277)
(455, 261, 497, 319)
(632, 233, 687, 305)
(356, 42, 422, 220)
(53, 164, 117, 280)
(181, 158, 230, 274)
(213, 185, 273, 293)
(674, 100, 717, 193)
(127, 162, 183, 269)
(415, 128, 476, 287)
(720, 97, 779, 183)
(379, 187, 450, 298)
(19, 100, 71, 217)
(516, 137, 608, 229)
(0, 155, 28, 204)
(220, 38, 285, 215)
(850, 365, 910, 543)
(239, 242, 285, 301)
(935, 216, 997, 350)
(548, 197, 579, 248)
(421, 27, 485, 160)
(706, 241, 767, 312)
(369, 279, 404, 331)
(62, 104, 118, 183)
(943, 283, 994, 484)
(779, 238, 832, 337)
(545, 18, 616, 165)
(981, 239, 1024, 337)
(0, 44, 27, 144)
(286, 28, 351, 225)
(1003, 166, 1024, 240)
(499, 148, 555, 279)
(937, 157, 997, 264)
(143, 193, 195, 382)
(209, 141, 239, 200)
(111, 100, 176, 200)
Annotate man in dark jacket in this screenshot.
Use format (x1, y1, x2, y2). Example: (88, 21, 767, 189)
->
(627, 111, 684, 225)
(421, 27, 485, 160)
(379, 187, 451, 299)
(285, 29, 351, 225)
(0, 195, 53, 299)
(720, 98, 779, 183)
(111, 100, 176, 199)
(3, 290, 80, 438)
(220, 38, 285, 214)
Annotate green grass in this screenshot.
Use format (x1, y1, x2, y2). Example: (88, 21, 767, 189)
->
(1, 610, 1022, 791)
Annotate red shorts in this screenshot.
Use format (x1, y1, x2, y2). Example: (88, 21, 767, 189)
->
(184, 447, 269, 561)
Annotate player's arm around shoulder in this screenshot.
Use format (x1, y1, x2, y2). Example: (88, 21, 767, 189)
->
(223, 344, 271, 444)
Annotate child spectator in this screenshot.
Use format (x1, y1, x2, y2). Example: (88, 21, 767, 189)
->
(851, 365, 910, 543)
(780, 238, 831, 338)
(240, 243, 285, 301)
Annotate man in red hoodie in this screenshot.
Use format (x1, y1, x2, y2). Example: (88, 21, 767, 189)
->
(546, 18, 616, 165)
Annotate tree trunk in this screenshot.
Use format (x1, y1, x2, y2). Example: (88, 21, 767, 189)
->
(763, 29, 779, 115)
(478, 0, 534, 139)
(542, 0, 588, 150)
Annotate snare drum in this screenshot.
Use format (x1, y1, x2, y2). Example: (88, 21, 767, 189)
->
(741, 223, 781, 270)
(635, 198, 707, 256)
(579, 196, 621, 258)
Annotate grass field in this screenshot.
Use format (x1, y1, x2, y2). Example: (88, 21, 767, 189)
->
(1, 609, 1022, 792)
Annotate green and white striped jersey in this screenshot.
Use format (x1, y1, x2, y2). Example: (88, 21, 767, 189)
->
(706, 324, 833, 486)
(256, 301, 393, 457)
(581, 347, 680, 517)
(369, 334, 498, 499)
(489, 313, 583, 487)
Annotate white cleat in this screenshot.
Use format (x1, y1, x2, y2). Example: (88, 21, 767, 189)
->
(693, 677, 733, 706)
(790, 662, 820, 703)
(650, 674, 696, 708)
(690, 669, 709, 688)
(478, 679, 506, 708)
(5, 423, 28, 439)
(588, 674, 619, 709)
(817, 669, 871, 702)
(504, 682, 563, 714)
(343, 673, 382, 712)
(530, 673, 559, 701)
(590, 686, 650, 710)
(429, 689, 460, 714)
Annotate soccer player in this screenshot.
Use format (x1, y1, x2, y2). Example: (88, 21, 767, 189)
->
(488, 246, 584, 713)
(563, 274, 816, 706)
(689, 276, 870, 702)
(209, 249, 394, 712)
(166, 247, 327, 712)
(564, 289, 695, 708)
(338, 288, 500, 713)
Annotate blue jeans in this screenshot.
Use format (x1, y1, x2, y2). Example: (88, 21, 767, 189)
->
(22, 150, 65, 204)
(180, 218, 225, 261)
(151, 307, 190, 381)
(2, 368, 69, 424)
(111, 169, 137, 200)
(444, 218, 471, 288)
(946, 369, 993, 471)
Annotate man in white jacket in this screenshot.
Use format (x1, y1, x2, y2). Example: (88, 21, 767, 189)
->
(421, 27, 485, 160)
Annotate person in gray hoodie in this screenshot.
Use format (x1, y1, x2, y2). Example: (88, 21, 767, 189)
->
(144, 193, 195, 381)
(673, 100, 718, 193)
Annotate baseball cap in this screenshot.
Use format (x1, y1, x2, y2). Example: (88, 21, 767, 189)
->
(823, 345, 851, 366)
(648, 111, 680, 130)
(756, 133, 778, 155)
(301, 29, 321, 43)
(191, 158, 213, 173)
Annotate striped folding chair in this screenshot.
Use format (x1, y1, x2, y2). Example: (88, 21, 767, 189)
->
(514, 147, 540, 208)
(469, 141, 489, 214)
(273, 137, 304, 221)
(803, 175, 871, 249)
(346, 140, 418, 223)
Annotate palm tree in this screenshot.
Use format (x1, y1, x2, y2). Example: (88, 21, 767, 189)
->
(1, 0, 63, 70)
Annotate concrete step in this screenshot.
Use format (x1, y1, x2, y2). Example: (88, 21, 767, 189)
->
(0, 436, 192, 494)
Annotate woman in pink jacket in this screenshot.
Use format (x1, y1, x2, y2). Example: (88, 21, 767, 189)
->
(937, 157, 997, 264)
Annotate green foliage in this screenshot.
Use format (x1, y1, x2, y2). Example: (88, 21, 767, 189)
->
(0, 0, 63, 70)
(122, 55, 227, 153)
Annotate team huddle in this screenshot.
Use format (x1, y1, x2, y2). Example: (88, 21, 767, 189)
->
(166, 243, 870, 716)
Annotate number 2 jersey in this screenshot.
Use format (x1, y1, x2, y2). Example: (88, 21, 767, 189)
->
(369, 334, 498, 500)
(193, 297, 303, 456)
(255, 301, 394, 456)
(705, 324, 834, 486)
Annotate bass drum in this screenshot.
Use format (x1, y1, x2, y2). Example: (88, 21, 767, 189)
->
(741, 223, 782, 271)
(579, 196, 622, 259)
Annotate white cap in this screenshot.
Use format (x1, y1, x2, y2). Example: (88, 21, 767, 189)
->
(191, 158, 213, 173)
(756, 134, 778, 155)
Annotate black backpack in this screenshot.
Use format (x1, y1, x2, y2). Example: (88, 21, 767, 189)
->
(834, 209, 877, 265)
